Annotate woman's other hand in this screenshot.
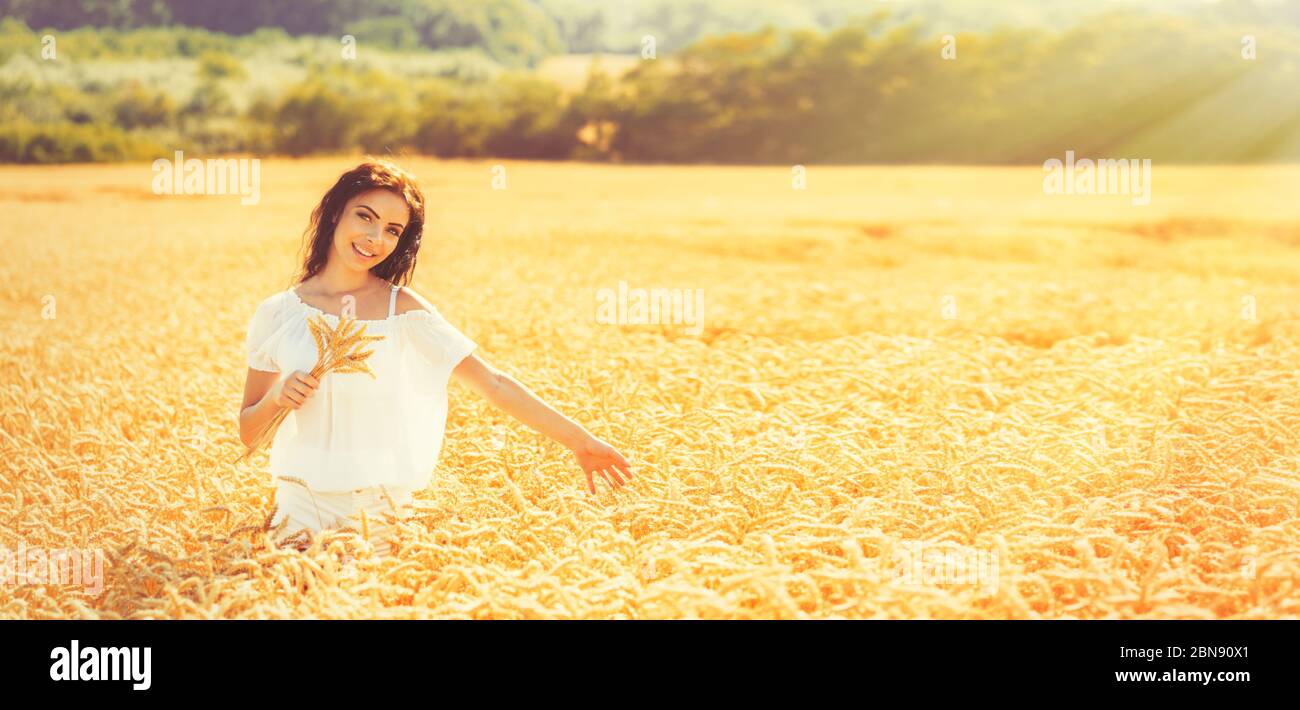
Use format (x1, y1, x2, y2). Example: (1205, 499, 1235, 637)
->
(573, 437, 634, 494)
(273, 370, 319, 410)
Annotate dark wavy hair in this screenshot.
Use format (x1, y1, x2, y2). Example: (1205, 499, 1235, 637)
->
(292, 159, 425, 288)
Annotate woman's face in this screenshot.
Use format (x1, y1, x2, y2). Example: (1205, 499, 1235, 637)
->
(330, 188, 410, 272)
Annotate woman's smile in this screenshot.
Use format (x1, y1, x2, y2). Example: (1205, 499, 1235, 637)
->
(352, 242, 378, 260)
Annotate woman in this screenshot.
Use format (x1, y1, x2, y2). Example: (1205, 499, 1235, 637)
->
(238, 160, 633, 555)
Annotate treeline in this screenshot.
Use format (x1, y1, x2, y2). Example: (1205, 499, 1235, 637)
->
(2, 13, 1299, 164)
(607, 15, 1300, 164)
(6, 0, 1300, 57)
(0, 0, 563, 65)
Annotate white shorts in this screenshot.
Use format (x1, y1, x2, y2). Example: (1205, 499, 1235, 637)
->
(271, 478, 415, 555)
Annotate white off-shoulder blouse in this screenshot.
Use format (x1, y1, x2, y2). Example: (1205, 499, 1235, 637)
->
(243, 284, 476, 493)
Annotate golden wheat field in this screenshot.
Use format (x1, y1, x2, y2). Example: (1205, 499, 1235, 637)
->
(1, 158, 1299, 619)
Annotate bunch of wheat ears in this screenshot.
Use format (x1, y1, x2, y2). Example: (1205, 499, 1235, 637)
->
(236, 314, 384, 463)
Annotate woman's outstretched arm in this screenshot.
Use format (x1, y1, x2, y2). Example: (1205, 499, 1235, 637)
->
(451, 354, 633, 494)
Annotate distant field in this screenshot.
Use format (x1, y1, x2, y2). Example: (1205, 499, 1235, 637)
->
(1, 159, 1298, 618)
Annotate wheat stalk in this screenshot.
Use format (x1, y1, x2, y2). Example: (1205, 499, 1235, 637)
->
(235, 314, 384, 464)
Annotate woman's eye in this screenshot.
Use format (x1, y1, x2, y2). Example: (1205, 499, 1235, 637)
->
(387, 228, 400, 236)
(358, 212, 370, 221)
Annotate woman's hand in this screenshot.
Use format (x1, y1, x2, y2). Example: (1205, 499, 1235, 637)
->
(573, 436, 634, 494)
(273, 370, 319, 410)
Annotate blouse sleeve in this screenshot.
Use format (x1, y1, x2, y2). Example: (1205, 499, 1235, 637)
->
(244, 293, 284, 372)
(401, 307, 477, 380)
